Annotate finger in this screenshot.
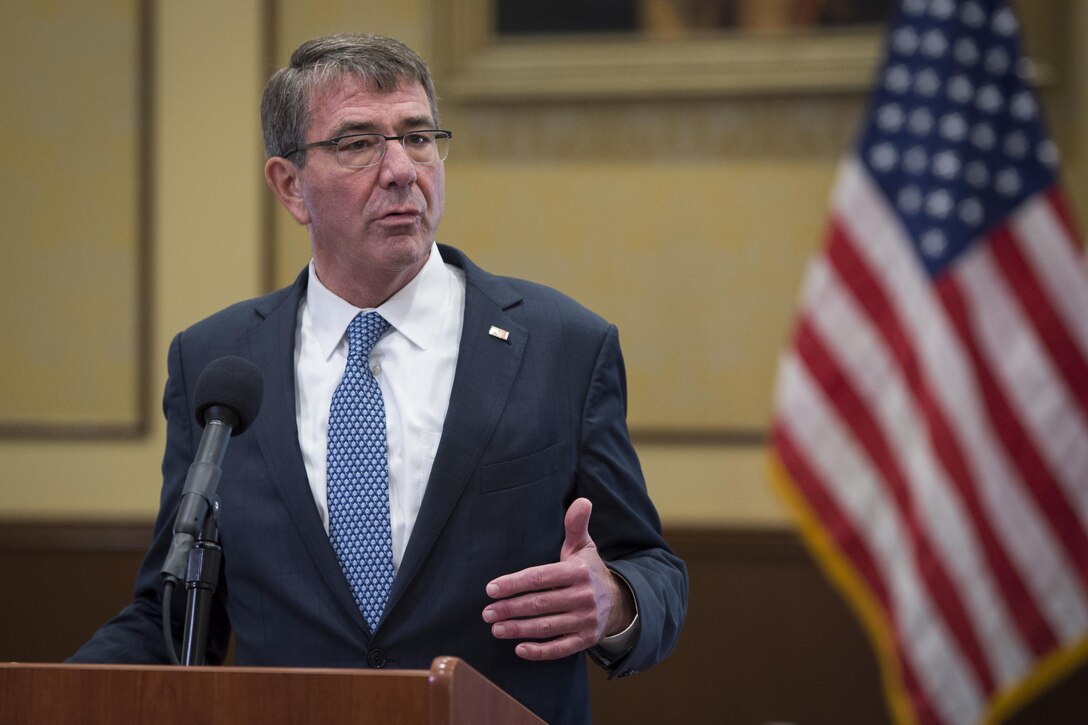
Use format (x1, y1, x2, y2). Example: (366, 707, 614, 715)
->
(483, 584, 594, 624)
(486, 560, 579, 600)
(488, 612, 581, 641)
(560, 497, 593, 561)
(513, 634, 598, 661)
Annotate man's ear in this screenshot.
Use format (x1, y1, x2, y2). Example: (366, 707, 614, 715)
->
(264, 156, 310, 225)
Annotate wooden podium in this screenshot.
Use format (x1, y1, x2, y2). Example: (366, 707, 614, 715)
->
(0, 656, 544, 724)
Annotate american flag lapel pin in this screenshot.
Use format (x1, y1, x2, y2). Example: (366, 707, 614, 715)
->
(488, 325, 510, 342)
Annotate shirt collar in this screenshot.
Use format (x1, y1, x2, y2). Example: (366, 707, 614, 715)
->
(306, 242, 451, 360)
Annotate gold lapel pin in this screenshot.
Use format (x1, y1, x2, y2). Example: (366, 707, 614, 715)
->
(488, 325, 510, 341)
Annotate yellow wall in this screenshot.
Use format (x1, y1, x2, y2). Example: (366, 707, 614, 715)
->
(0, 0, 266, 519)
(0, 0, 1084, 528)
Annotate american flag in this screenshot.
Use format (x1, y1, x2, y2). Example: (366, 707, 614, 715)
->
(769, 1, 1088, 723)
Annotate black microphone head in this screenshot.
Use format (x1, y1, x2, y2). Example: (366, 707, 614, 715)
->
(193, 356, 263, 435)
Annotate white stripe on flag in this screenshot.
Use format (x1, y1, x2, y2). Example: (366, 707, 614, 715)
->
(957, 237, 1088, 528)
(1013, 197, 1088, 360)
(953, 240, 1088, 642)
(803, 252, 1032, 686)
(776, 350, 984, 724)
(833, 161, 1020, 521)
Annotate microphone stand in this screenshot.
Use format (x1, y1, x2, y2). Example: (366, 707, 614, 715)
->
(157, 355, 266, 666)
(162, 414, 234, 666)
(180, 501, 222, 666)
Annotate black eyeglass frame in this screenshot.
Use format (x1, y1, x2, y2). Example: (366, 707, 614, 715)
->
(282, 129, 453, 168)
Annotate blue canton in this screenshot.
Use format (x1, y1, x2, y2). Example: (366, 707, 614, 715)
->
(327, 311, 394, 631)
(858, 0, 1057, 279)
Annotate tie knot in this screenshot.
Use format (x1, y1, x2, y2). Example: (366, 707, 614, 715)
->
(346, 311, 390, 362)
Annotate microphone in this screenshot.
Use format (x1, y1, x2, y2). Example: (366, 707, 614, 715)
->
(161, 356, 263, 583)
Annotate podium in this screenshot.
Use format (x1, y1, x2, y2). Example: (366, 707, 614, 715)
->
(0, 656, 544, 724)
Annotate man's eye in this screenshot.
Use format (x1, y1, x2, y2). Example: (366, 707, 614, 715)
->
(342, 137, 377, 152)
(404, 133, 433, 146)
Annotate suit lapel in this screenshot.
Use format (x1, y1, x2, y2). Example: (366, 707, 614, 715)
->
(386, 247, 527, 612)
(246, 271, 371, 634)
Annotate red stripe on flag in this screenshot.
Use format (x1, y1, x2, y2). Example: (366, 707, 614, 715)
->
(772, 423, 893, 612)
(773, 424, 942, 725)
(990, 223, 1088, 422)
(936, 274, 1088, 612)
(1044, 187, 1084, 255)
(774, 424, 943, 725)
(794, 313, 996, 694)
(827, 219, 1057, 660)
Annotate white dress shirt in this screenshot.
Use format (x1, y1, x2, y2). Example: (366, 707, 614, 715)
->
(294, 242, 465, 571)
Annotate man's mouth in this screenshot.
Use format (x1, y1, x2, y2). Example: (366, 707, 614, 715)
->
(380, 207, 421, 221)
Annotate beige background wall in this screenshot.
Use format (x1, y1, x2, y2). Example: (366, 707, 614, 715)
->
(0, 0, 1084, 529)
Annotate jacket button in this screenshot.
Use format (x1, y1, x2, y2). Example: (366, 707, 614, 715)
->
(367, 649, 387, 668)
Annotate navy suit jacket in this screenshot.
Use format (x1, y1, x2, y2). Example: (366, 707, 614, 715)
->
(72, 245, 687, 724)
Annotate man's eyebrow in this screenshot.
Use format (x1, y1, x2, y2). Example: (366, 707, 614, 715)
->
(329, 120, 378, 137)
(329, 116, 437, 137)
(398, 115, 437, 130)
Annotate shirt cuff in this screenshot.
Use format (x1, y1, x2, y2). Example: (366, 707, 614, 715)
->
(594, 571, 640, 659)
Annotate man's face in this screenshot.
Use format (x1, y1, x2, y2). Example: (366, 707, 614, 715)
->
(288, 76, 445, 298)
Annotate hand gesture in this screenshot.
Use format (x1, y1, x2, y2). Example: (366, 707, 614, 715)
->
(481, 497, 635, 660)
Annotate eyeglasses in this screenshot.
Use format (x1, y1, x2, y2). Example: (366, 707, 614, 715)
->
(284, 129, 452, 168)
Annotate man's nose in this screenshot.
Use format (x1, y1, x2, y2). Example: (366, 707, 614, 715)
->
(379, 138, 418, 186)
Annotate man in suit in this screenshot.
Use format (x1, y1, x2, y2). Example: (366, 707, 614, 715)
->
(71, 33, 687, 724)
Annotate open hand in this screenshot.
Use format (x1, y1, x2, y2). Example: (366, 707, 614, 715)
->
(481, 497, 635, 660)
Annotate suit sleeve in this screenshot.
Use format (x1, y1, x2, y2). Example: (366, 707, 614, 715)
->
(576, 324, 688, 677)
(68, 332, 232, 664)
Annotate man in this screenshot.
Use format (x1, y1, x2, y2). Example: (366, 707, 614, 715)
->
(72, 33, 687, 724)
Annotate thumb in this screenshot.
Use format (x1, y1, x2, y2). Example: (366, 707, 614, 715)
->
(560, 497, 594, 561)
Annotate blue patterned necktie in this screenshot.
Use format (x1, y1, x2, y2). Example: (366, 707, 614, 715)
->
(327, 311, 394, 630)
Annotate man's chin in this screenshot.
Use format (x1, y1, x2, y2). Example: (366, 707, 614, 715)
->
(374, 235, 431, 269)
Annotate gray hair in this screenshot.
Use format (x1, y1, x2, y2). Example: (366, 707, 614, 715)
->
(260, 33, 439, 166)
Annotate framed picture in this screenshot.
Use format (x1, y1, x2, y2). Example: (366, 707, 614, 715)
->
(434, 0, 895, 100)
